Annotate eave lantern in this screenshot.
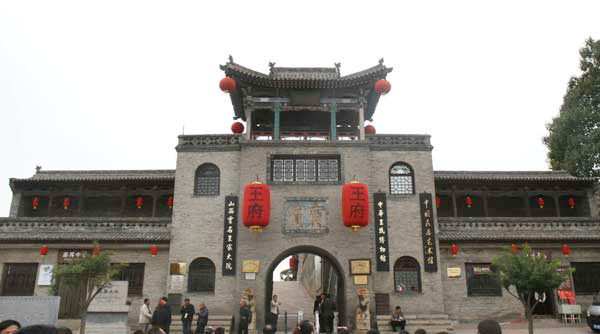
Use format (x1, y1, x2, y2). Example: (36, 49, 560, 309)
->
(511, 244, 519, 254)
(435, 195, 441, 209)
(32, 197, 39, 210)
(364, 125, 376, 135)
(342, 181, 370, 232)
(40, 245, 48, 257)
(167, 196, 174, 209)
(374, 79, 391, 95)
(231, 122, 245, 134)
(151, 245, 158, 257)
(63, 197, 71, 210)
(465, 195, 472, 208)
(242, 182, 271, 232)
(537, 196, 545, 209)
(219, 77, 236, 94)
(568, 197, 575, 209)
(450, 243, 458, 257)
(136, 196, 143, 209)
(562, 244, 570, 257)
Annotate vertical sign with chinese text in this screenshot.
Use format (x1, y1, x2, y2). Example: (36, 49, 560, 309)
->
(373, 193, 390, 271)
(419, 192, 438, 272)
(222, 196, 238, 276)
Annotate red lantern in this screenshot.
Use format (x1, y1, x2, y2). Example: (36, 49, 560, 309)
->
(436, 195, 441, 209)
(364, 125, 376, 135)
(167, 196, 174, 209)
(568, 197, 575, 209)
(242, 182, 271, 232)
(231, 122, 245, 134)
(219, 77, 236, 93)
(562, 244, 570, 257)
(374, 79, 391, 95)
(151, 245, 158, 257)
(289, 256, 296, 271)
(40, 245, 48, 257)
(32, 197, 39, 210)
(511, 244, 519, 254)
(63, 197, 71, 210)
(466, 195, 472, 208)
(451, 244, 458, 257)
(342, 181, 370, 232)
(537, 196, 544, 208)
(92, 246, 101, 256)
(136, 196, 143, 209)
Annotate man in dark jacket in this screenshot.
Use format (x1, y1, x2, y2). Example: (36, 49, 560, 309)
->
(238, 300, 252, 334)
(181, 298, 196, 334)
(152, 296, 172, 334)
(319, 294, 336, 334)
(196, 303, 209, 334)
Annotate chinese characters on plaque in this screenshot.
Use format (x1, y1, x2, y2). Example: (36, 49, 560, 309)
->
(222, 196, 238, 276)
(419, 193, 438, 272)
(373, 193, 390, 271)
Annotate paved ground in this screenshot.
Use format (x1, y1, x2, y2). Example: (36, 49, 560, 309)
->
(450, 319, 595, 334)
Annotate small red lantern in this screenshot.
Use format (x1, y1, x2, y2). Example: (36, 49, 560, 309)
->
(242, 182, 271, 232)
(40, 245, 48, 257)
(342, 181, 370, 232)
(289, 256, 296, 271)
(568, 197, 575, 209)
(63, 197, 71, 210)
(374, 79, 391, 95)
(537, 196, 544, 208)
(136, 196, 143, 209)
(466, 195, 472, 208)
(150, 245, 158, 257)
(92, 246, 101, 256)
(364, 125, 376, 135)
(231, 122, 245, 134)
(219, 77, 236, 94)
(32, 197, 39, 210)
(436, 195, 441, 209)
(562, 244, 570, 257)
(451, 244, 458, 257)
(167, 196, 174, 209)
(511, 244, 519, 254)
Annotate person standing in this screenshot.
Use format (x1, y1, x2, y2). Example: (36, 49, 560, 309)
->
(319, 294, 335, 334)
(139, 298, 153, 333)
(181, 298, 196, 334)
(270, 295, 281, 332)
(238, 300, 252, 334)
(152, 297, 172, 334)
(196, 303, 209, 334)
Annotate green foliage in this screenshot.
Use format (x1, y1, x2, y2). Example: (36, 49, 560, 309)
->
(543, 38, 600, 177)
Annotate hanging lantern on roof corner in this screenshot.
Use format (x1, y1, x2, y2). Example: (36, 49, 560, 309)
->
(232, 122, 245, 134)
(242, 182, 271, 232)
(537, 196, 545, 209)
(220, 77, 236, 94)
(465, 195, 472, 208)
(32, 197, 39, 210)
(568, 197, 575, 209)
(40, 245, 48, 257)
(364, 125, 376, 135)
(151, 245, 158, 257)
(562, 244, 570, 257)
(167, 195, 174, 209)
(451, 243, 458, 257)
(374, 79, 391, 95)
(436, 195, 441, 209)
(342, 181, 370, 232)
(136, 196, 143, 209)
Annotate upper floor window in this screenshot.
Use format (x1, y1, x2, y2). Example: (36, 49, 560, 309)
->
(188, 257, 216, 292)
(390, 162, 414, 195)
(271, 155, 340, 183)
(195, 164, 220, 196)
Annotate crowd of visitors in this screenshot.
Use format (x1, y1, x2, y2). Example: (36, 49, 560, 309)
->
(136, 296, 210, 334)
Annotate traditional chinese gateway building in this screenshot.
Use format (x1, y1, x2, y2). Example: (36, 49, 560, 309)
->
(1, 59, 600, 332)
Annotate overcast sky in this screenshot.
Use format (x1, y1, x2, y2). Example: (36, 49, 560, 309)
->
(1, 1, 599, 215)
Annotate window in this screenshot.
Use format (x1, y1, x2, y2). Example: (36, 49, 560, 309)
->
(188, 258, 216, 292)
(393, 257, 421, 293)
(114, 263, 145, 296)
(465, 263, 502, 296)
(1, 263, 38, 296)
(195, 164, 220, 196)
(572, 262, 600, 295)
(271, 155, 340, 183)
(390, 163, 414, 195)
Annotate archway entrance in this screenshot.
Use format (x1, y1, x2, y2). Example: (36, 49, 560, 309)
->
(265, 246, 346, 331)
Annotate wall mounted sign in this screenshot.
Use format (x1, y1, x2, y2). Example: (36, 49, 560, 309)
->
(353, 275, 368, 285)
(57, 249, 90, 263)
(242, 260, 260, 273)
(419, 192, 438, 272)
(222, 196, 238, 276)
(169, 275, 184, 293)
(350, 259, 371, 275)
(37, 264, 54, 286)
(447, 267, 461, 278)
(373, 193, 390, 271)
(283, 198, 329, 234)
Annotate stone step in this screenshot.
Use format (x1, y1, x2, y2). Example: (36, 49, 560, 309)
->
(377, 314, 449, 320)
(377, 319, 453, 326)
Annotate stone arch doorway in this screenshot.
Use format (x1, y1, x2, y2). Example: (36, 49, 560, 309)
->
(265, 245, 346, 328)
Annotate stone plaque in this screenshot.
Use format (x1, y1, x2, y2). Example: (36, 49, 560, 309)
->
(0, 296, 60, 326)
(170, 275, 185, 293)
(283, 198, 329, 234)
(88, 281, 129, 312)
(447, 267, 461, 278)
(242, 260, 260, 273)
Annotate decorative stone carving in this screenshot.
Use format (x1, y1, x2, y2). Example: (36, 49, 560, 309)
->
(283, 199, 329, 234)
(355, 288, 371, 332)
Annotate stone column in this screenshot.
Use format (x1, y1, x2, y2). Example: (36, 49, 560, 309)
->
(274, 102, 281, 141)
(554, 194, 561, 217)
(152, 195, 158, 217)
(330, 102, 337, 142)
(245, 107, 253, 140)
(358, 107, 365, 140)
(451, 186, 458, 217)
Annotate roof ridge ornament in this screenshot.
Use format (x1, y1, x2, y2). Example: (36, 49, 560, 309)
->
(269, 61, 276, 74)
(334, 62, 341, 76)
(228, 55, 234, 64)
(378, 58, 384, 65)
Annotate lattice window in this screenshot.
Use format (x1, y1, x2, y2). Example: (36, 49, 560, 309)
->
(393, 257, 421, 293)
(390, 163, 414, 195)
(465, 263, 502, 296)
(284, 160, 294, 181)
(271, 155, 339, 183)
(273, 160, 284, 181)
(114, 263, 145, 296)
(1, 263, 38, 296)
(195, 164, 220, 196)
(188, 258, 216, 292)
(572, 262, 600, 295)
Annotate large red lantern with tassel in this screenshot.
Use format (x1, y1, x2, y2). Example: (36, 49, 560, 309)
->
(537, 196, 545, 208)
(151, 245, 158, 257)
(364, 125, 376, 135)
(374, 79, 391, 95)
(436, 195, 441, 209)
(231, 122, 245, 134)
(511, 244, 519, 254)
(136, 196, 143, 209)
(568, 197, 575, 209)
(466, 195, 472, 208)
(167, 196, 173, 209)
(63, 197, 71, 210)
(562, 244, 570, 257)
(451, 244, 458, 257)
(40, 245, 48, 257)
(342, 181, 370, 232)
(32, 197, 39, 210)
(242, 182, 270, 232)
(220, 77, 236, 93)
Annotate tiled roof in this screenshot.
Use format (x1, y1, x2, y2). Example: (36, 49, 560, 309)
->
(10, 170, 175, 188)
(434, 170, 596, 183)
(271, 67, 339, 80)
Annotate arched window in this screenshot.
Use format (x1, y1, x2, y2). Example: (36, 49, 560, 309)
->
(394, 256, 421, 293)
(188, 258, 216, 292)
(195, 164, 220, 196)
(389, 162, 414, 195)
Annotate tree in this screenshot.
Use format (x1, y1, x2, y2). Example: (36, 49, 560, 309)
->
(492, 244, 571, 334)
(544, 38, 600, 177)
(51, 243, 125, 334)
